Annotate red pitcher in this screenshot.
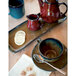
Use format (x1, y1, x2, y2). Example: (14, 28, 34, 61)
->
(27, 14, 41, 31)
(38, 0, 67, 23)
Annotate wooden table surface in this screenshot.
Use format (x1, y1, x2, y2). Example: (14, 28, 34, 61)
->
(9, 0, 67, 76)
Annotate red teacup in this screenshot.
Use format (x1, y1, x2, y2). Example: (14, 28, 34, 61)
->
(27, 14, 41, 31)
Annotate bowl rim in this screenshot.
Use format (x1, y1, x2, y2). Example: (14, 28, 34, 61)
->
(39, 38, 64, 61)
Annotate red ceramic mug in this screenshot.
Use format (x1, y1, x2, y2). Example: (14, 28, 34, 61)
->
(27, 14, 41, 31)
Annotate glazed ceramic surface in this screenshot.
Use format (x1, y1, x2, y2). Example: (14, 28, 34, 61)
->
(37, 38, 64, 62)
(32, 43, 67, 71)
(38, 0, 67, 23)
(9, 15, 66, 53)
(27, 14, 41, 31)
(9, 0, 25, 19)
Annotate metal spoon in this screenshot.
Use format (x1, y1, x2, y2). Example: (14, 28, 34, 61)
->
(33, 54, 66, 75)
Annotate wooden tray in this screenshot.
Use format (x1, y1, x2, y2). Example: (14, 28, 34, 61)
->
(9, 16, 67, 53)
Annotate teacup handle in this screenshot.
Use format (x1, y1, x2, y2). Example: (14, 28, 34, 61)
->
(37, 38, 42, 43)
(59, 2, 68, 15)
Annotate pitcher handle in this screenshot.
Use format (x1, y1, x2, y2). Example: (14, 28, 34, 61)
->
(59, 2, 68, 15)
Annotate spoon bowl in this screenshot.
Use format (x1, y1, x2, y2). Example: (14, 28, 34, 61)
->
(33, 54, 44, 63)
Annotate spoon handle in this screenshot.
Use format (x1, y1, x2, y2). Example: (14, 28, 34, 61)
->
(44, 61, 66, 75)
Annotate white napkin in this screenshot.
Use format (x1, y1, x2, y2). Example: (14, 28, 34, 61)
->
(9, 54, 51, 76)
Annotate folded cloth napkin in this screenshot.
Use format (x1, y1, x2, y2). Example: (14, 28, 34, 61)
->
(9, 54, 51, 76)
